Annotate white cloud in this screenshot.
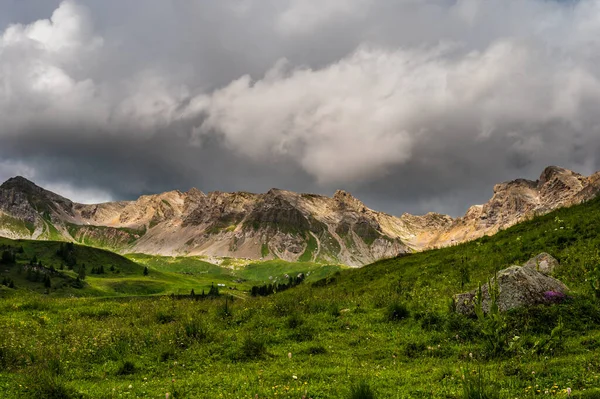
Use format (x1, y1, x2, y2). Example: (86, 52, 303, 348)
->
(4, 0, 600, 210)
(193, 35, 600, 184)
(277, 0, 369, 36)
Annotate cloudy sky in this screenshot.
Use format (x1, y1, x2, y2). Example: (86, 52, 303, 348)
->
(0, 0, 599, 216)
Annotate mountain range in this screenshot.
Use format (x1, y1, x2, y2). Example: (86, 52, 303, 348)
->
(1, 166, 599, 266)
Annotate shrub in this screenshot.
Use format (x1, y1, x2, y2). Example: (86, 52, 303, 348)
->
(445, 312, 478, 340)
(217, 296, 233, 319)
(238, 335, 267, 361)
(156, 312, 176, 324)
(0, 346, 18, 371)
(329, 303, 341, 318)
(349, 380, 377, 399)
(415, 311, 444, 331)
(116, 360, 136, 376)
(386, 302, 410, 322)
(289, 325, 314, 342)
(160, 349, 175, 362)
(306, 345, 327, 355)
(404, 342, 426, 358)
(26, 374, 81, 399)
(182, 319, 210, 343)
(286, 313, 303, 329)
(475, 280, 509, 358)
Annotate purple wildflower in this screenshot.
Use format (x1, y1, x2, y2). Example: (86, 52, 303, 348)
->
(543, 291, 566, 303)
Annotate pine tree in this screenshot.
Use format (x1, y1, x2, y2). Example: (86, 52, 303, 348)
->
(208, 283, 219, 297)
(72, 277, 84, 289)
(143, 266, 149, 276)
(78, 264, 86, 280)
(44, 274, 51, 289)
(0, 250, 10, 264)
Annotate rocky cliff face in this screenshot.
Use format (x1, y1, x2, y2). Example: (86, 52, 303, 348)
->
(426, 166, 600, 248)
(1, 166, 599, 266)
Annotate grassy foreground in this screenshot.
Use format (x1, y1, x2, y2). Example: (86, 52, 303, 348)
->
(2, 198, 600, 397)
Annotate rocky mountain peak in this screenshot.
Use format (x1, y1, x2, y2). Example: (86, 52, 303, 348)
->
(333, 190, 367, 213)
(1, 176, 39, 190)
(186, 187, 205, 196)
(538, 166, 575, 185)
(0, 176, 72, 208)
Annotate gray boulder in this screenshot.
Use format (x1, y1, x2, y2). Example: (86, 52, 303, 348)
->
(453, 265, 568, 315)
(523, 252, 560, 275)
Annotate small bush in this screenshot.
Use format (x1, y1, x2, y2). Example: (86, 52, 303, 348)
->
(349, 380, 377, 399)
(183, 319, 209, 342)
(159, 349, 175, 362)
(0, 346, 18, 371)
(287, 313, 303, 329)
(445, 312, 478, 340)
(25, 369, 82, 399)
(289, 325, 314, 342)
(404, 342, 426, 358)
(156, 312, 176, 324)
(386, 302, 410, 322)
(306, 345, 327, 355)
(116, 360, 136, 376)
(238, 335, 267, 361)
(329, 303, 341, 318)
(415, 311, 444, 331)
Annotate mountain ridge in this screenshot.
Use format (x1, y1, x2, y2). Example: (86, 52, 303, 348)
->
(1, 166, 599, 266)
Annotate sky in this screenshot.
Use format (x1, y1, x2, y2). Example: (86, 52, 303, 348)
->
(1, 0, 600, 216)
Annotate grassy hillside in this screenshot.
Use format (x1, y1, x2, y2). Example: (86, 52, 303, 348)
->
(0, 239, 343, 298)
(1, 198, 600, 397)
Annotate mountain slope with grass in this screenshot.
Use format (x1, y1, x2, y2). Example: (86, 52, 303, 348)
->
(0, 237, 343, 298)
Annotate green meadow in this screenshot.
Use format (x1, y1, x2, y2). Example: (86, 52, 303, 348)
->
(2, 197, 600, 397)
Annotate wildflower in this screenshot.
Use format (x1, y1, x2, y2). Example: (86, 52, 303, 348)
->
(128, 385, 133, 389)
(288, 352, 292, 359)
(469, 352, 473, 359)
(166, 394, 170, 399)
(292, 375, 298, 380)
(567, 388, 572, 396)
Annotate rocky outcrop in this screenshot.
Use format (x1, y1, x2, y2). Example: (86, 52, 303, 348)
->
(454, 255, 568, 315)
(523, 252, 560, 276)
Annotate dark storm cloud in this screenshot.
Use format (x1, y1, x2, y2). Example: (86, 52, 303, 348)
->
(2, 0, 600, 216)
